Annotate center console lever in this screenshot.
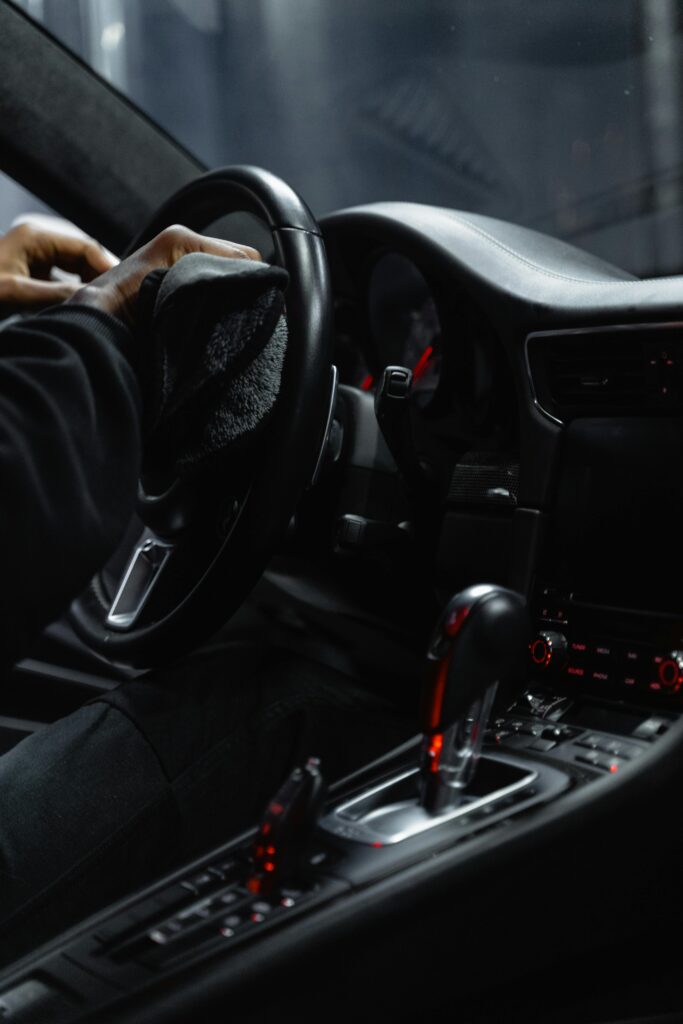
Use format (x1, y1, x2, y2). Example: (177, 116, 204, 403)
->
(420, 584, 528, 815)
(248, 756, 326, 895)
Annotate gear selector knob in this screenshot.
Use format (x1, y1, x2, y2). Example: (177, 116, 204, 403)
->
(420, 584, 527, 814)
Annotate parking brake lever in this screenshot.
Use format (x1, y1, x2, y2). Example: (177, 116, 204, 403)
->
(420, 584, 527, 815)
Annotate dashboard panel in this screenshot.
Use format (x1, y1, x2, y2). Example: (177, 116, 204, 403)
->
(321, 201, 683, 717)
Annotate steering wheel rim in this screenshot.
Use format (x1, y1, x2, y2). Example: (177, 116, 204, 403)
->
(69, 166, 334, 671)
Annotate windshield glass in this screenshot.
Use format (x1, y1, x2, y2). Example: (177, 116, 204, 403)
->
(7, 0, 683, 277)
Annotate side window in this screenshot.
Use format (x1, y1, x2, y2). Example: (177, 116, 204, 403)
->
(0, 171, 54, 234)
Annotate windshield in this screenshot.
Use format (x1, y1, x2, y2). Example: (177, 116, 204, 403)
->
(6, 0, 683, 277)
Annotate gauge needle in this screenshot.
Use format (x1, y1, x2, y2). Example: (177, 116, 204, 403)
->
(412, 345, 434, 381)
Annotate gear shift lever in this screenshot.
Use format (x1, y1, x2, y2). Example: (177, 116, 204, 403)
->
(320, 583, 531, 847)
(420, 584, 527, 815)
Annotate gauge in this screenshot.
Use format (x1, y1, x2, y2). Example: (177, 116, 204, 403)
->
(367, 252, 442, 409)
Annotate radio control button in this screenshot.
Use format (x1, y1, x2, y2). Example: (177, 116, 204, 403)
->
(530, 631, 568, 670)
(575, 734, 601, 750)
(657, 651, 683, 692)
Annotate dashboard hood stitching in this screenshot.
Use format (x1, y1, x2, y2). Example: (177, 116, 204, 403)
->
(443, 212, 641, 287)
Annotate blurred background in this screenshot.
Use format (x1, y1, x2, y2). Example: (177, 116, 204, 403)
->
(3, 0, 683, 277)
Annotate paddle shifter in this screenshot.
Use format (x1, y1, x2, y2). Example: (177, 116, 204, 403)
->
(420, 584, 528, 814)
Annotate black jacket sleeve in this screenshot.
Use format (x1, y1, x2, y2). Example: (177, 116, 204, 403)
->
(0, 304, 142, 663)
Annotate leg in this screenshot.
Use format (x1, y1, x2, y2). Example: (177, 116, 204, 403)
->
(0, 643, 411, 964)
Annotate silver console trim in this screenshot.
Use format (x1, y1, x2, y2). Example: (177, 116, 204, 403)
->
(320, 753, 539, 846)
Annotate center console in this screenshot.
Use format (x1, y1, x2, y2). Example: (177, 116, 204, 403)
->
(2, 571, 677, 1024)
(3, 395, 683, 1022)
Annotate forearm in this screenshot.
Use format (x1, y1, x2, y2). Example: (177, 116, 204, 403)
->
(0, 305, 142, 661)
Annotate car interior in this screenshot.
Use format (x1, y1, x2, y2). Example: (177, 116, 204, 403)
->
(1, 3, 683, 1022)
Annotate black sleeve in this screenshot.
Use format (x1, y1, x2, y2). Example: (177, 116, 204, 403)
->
(0, 304, 142, 662)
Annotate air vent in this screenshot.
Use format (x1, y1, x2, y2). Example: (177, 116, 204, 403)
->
(527, 325, 683, 420)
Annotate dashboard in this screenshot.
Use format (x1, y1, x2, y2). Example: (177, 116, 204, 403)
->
(321, 201, 683, 719)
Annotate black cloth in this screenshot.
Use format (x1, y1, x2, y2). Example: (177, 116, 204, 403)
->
(0, 304, 141, 665)
(138, 254, 289, 478)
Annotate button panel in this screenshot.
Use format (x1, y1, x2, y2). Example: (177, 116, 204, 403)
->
(92, 842, 338, 973)
(491, 715, 647, 775)
(531, 583, 683, 701)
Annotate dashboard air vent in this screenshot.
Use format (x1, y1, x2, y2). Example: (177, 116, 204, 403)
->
(527, 325, 683, 420)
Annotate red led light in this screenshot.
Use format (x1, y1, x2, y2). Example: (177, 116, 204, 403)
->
(445, 605, 470, 637)
(530, 638, 551, 667)
(609, 764, 619, 774)
(658, 659, 681, 689)
(263, 862, 276, 873)
(266, 845, 276, 857)
(412, 345, 434, 382)
(247, 877, 262, 894)
(426, 652, 452, 731)
(428, 733, 444, 774)
(372, 842, 383, 849)
(361, 374, 374, 391)
(269, 802, 284, 816)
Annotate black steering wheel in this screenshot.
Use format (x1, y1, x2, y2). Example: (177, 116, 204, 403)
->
(69, 166, 334, 671)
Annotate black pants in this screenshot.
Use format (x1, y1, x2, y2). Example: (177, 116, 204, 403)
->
(0, 643, 412, 966)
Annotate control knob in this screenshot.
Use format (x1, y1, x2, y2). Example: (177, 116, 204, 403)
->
(529, 631, 568, 671)
(657, 651, 683, 693)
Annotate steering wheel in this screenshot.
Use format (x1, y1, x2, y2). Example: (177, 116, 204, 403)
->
(69, 166, 334, 672)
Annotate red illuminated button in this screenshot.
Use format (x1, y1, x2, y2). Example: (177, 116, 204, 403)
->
(657, 652, 683, 693)
(530, 631, 568, 670)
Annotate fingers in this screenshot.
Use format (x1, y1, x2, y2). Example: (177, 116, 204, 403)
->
(69, 224, 266, 327)
(20, 227, 117, 282)
(0, 273, 79, 308)
(195, 235, 261, 263)
(1, 223, 117, 283)
(44, 234, 117, 281)
(149, 225, 261, 267)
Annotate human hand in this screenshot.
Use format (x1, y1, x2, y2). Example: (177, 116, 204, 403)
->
(71, 225, 261, 329)
(0, 222, 116, 310)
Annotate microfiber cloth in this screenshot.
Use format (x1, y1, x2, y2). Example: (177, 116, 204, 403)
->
(136, 252, 289, 479)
